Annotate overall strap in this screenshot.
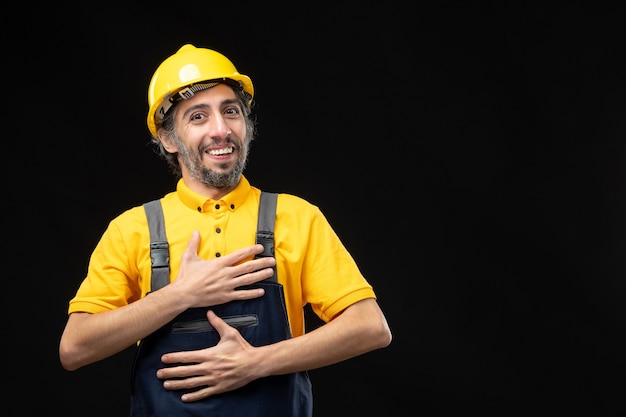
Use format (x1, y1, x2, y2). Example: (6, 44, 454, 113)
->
(256, 192, 278, 282)
(143, 200, 170, 292)
(143, 191, 278, 291)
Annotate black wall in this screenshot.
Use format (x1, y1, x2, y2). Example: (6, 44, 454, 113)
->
(7, 2, 626, 416)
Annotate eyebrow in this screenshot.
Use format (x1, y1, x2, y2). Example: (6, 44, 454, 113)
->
(181, 98, 241, 120)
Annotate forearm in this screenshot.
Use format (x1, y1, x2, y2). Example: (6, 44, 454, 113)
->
(60, 242, 275, 371)
(253, 298, 392, 378)
(59, 284, 188, 371)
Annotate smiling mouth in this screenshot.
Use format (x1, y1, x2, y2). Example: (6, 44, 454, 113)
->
(207, 147, 234, 156)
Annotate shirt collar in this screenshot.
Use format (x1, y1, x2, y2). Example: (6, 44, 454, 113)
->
(176, 175, 252, 213)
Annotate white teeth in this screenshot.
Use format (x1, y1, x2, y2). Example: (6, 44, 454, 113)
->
(207, 147, 234, 155)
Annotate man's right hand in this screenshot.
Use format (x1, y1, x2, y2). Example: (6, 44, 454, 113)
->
(170, 230, 275, 308)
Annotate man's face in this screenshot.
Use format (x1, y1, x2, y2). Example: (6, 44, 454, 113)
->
(164, 83, 250, 190)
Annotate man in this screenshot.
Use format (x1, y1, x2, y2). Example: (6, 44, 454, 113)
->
(59, 44, 392, 416)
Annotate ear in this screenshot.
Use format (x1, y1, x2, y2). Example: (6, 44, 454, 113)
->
(158, 130, 178, 153)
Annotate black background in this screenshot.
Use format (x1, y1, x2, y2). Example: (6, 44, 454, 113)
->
(6, 2, 626, 416)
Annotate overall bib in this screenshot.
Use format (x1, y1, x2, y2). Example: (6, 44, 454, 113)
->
(130, 193, 313, 417)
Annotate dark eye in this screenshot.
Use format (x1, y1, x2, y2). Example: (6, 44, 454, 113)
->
(224, 107, 240, 116)
(190, 112, 205, 121)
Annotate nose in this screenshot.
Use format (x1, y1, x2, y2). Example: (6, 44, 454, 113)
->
(208, 114, 231, 139)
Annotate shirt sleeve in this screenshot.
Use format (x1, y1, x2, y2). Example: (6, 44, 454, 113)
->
(67, 208, 146, 314)
(276, 194, 376, 328)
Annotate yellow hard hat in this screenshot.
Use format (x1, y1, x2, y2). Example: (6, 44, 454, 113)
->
(146, 44, 254, 137)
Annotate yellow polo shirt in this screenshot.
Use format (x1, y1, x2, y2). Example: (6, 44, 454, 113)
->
(68, 175, 376, 337)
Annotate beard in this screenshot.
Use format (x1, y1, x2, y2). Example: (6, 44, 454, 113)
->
(175, 135, 250, 189)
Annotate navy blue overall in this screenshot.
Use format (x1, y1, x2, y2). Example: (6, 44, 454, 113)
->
(130, 193, 313, 416)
